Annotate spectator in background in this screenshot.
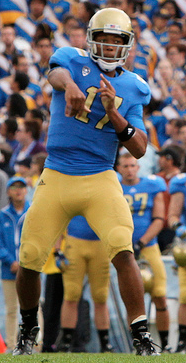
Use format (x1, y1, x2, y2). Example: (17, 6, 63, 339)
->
(125, 16, 157, 82)
(166, 43, 186, 81)
(54, 13, 79, 47)
(33, 36, 53, 101)
(162, 79, 186, 122)
(24, 108, 48, 144)
(12, 54, 44, 108)
(109, 0, 151, 31)
(0, 118, 19, 151)
(9, 120, 46, 174)
(149, 58, 174, 110)
(46, 0, 71, 23)
(0, 176, 29, 353)
(14, 0, 58, 44)
(69, 25, 87, 50)
(5, 93, 28, 119)
(167, 21, 186, 46)
(160, 0, 183, 20)
(141, 9, 170, 60)
(142, 0, 159, 21)
(10, 71, 36, 110)
(76, 1, 99, 30)
(0, 25, 21, 79)
(105, 0, 124, 9)
(163, 118, 185, 147)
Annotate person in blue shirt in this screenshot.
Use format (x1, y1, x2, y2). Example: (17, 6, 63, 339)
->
(168, 173, 186, 353)
(13, 8, 158, 356)
(14, 0, 58, 43)
(47, 0, 70, 22)
(56, 215, 113, 353)
(117, 152, 172, 353)
(0, 176, 29, 353)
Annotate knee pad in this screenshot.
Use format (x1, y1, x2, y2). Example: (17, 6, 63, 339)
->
(63, 282, 82, 302)
(108, 225, 133, 248)
(19, 242, 45, 272)
(92, 287, 108, 304)
(107, 226, 133, 260)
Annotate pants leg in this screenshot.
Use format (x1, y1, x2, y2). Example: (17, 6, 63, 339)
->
(2, 280, 19, 351)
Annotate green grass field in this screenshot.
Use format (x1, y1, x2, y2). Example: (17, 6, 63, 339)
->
(0, 353, 185, 363)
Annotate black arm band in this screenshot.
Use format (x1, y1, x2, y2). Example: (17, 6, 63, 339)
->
(116, 122, 136, 142)
(152, 217, 165, 222)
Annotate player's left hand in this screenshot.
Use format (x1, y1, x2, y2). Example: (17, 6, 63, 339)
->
(96, 74, 116, 112)
(54, 250, 69, 272)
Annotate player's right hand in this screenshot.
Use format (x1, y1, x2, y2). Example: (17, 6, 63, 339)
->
(65, 83, 91, 117)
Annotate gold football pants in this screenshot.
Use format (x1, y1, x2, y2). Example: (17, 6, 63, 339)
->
(19, 168, 134, 271)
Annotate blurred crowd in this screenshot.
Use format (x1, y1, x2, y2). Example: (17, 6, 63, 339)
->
(0, 0, 186, 355)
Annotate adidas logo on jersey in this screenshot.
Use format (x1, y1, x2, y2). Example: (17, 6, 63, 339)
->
(38, 179, 46, 186)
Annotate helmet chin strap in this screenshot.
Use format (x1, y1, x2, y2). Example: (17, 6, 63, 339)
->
(96, 58, 124, 72)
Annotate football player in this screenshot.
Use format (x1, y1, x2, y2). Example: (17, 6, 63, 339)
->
(168, 173, 186, 353)
(13, 8, 158, 356)
(117, 152, 172, 353)
(56, 215, 113, 353)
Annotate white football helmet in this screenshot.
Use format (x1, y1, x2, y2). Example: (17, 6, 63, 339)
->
(87, 8, 134, 72)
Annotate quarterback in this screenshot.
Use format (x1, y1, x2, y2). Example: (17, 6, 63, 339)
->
(13, 8, 158, 356)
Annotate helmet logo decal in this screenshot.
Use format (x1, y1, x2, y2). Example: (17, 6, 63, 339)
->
(82, 66, 91, 76)
(104, 24, 121, 33)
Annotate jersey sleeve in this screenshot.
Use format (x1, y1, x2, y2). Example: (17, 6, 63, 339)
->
(133, 73, 151, 106)
(49, 46, 80, 79)
(169, 174, 186, 195)
(125, 104, 146, 133)
(147, 175, 167, 194)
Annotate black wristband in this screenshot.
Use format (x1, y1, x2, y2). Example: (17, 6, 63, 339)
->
(116, 122, 136, 142)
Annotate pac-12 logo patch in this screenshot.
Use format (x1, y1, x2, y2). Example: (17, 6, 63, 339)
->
(82, 66, 90, 76)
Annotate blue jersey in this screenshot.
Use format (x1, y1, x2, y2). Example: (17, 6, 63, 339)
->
(45, 47, 151, 176)
(169, 173, 186, 225)
(68, 215, 99, 241)
(121, 175, 166, 246)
